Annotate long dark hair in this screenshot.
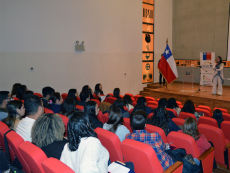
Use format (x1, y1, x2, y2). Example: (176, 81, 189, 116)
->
(60, 97, 76, 116)
(147, 107, 170, 135)
(11, 83, 21, 97)
(84, 101, 96, 118)
(167, 98, 178, 109)
(212, 109, 224, 128)
(181, 100, 195, 114)
(67, 112, 97, 151)
(68, 89, 78, 104)
(3, 100, 23, 129)
(113, 88, 120, 98)
(107, 106, 123, 133)
(95, 83, 103, 95)
(216, 56, 223, 66)
(16, 85, 27, 100)
(122, 95, 132, 107)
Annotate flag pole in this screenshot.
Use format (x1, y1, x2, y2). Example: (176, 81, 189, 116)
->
(166, 38, 168, 91)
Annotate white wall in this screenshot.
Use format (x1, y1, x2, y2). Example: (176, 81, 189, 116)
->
(154, 0, 173, 83)
(0, 0, 145, 95)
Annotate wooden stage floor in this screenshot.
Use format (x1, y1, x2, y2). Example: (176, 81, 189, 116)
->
(148, 82, 230, 112)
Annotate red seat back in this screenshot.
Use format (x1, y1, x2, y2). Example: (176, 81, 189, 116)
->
(148, 104, 158, 110)
(107, 93, 114, 97)
(213, 108, 228, 113)
(97, 111, 104, 123)
(121, 139, 164, 173)
(167, 132, 200, 158)
(147, 101, 158, 106)
(125, 93, 134, 97)
(171, 118, 185, 127)
(44, 108, 54, 114)
(198, 124, 226, 166)
(34, 93, 43, 98)
(18, 141, 48, 173)
(106, 97, 117, 105)
(93, 93, 99, 100)
(148, 113, 154, 119)
(145, 97, 155, 102)
(0, 121, 10, 151)
(196, 108, 211, 117)
(128, 108, 134, 114)
(95, 128, 123, 162)
(132, 101, 137, 107)
(176, 101, 183, 107)
(91, 99, 100, 107)
(166, 108, 178, 117)
(221, 121, 230, 141)
(179, 112, 197, 122)
(134, 95, 142, 101)
(145, 124, 168, 143)
(76, 105, 84, 111)
(102, 113, 109, 123)
(222, 112, 230, 121)
(13, 97, 20, 100)
(6, 131, 30, 173)
(42, 158, 74, 173)
(57, 114, 69, 137)
(123, 118, 132, 133)
(198, 105, 212, 115)
(198, 116, 218, 128)
(61, 93, 68, 100)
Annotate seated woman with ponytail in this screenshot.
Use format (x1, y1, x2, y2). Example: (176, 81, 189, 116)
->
(3, 100, 25, 130)
(103, 106, 130, 142)
(48, 92, 63, 113)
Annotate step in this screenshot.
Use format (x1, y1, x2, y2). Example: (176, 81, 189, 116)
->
(140, 91, 150, 97)
(144, 87, 152, 92)
(147, 83, 162, 89)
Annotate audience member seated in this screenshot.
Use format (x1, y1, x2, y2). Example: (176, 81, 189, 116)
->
(2, 100, 25, 130)
(103, 106, 130, 142)
(60, 112, 109, 172)
(136, 97, 152, 115)
(147, 107, 180, 135)
(16, 95, 44, 142)
(23, 90, 34, 101)
(212, 109, 224, 128)
(67, 89, 79, 104)
(0, 91, 10, 121)
(167, 98, 181, 116)
(81, 85, 95, 100)
(78, 91, 90, 107)
(95, 83, 104, 95)
(84, 101, 103, 129)
(16, 85, 27, 100)
(111, 99, 130, 118)
(125, 110, 174, 171)
(158, 98, 176, 119)
(113, 88, 121, 99)
(181, 100, 200, 120)
(10, 83, 21, 98)
(31, 113, 68, 160)
(48, 92, 63, 113)
(41, 86, 55, 108)
(183, 117, 211, 154)
(131, 104, 146, 115)
(122, 95, 134, 111)
(60, 97, 78, 117)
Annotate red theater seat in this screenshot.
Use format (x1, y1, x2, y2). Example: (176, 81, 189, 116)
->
(179, 112, 197, 122)
(171, 118, 185, 127)
(134, 95, 142, 101)
(44, 108, 54, 114)
(166, 108, 178, 117)
(145, 124, 168, 144)
(221, 121, 230, 141)
(198, 116, 218, 128)
(213, 108, 228, 113)
(196, 108, 212, 117)
(145, 97, 155, 102)
(34, 93, 43, 98)
(91, 99, 100, 107)
(123, 118, 132, 133)
(57, 113, 69, 137)
(61, 93, 68, 100)
(42, 158, 74, 173)
(222, 112, 230, 121)
(125, 93, 134, 97)
(106, 97, 117, 105)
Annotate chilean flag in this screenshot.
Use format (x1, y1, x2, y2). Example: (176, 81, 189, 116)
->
(158, 44, 178, 84)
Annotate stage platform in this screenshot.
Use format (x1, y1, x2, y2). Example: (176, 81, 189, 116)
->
(140, 82, 230, 113)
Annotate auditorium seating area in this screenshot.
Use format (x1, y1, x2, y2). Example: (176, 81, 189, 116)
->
(1, 86, 230, 173)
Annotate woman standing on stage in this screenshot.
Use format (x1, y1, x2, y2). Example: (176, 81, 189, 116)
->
(212, 56, 224, 95)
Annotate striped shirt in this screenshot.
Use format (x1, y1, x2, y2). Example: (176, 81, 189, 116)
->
(126, 130, 174, 171)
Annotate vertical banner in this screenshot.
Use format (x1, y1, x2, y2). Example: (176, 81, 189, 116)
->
(200, 52, 215, 86)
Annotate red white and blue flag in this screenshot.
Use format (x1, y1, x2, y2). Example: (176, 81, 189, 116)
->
(158, 44, 178, 84)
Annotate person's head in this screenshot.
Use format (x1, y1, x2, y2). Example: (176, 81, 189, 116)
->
(130, 110, 147, 131)
(0, 91, 10, 108)
(113, 99, 124, 110)
(158, 98, 167, 107)
(31, 113, 65, 148)
(80, 91, 90, 102)
(113, 88, 120, 98)
(68, 89, 78, 98)
(11, 83, 21, 97)
(84, 101, 99, 117)
(49, 92, 62, 105)
(150, 107, 170, 135)
(23, 90, 34, 101)
(3, 100, 25, 129)
(212, 109, 224, 128)
(42, 87, 55, 99)
(132, 104, 146, 114)
(82, 85, 89, 92)
(167, 98, 178, 109)
(137, 97, 147, 106)
(60, 97, 76, 116)
(24, 95, 43, 119)
(16, 85, 27, 100)
(217, 56, 222, 64)
(107, 106, 123, 133)
(67, 112, 97, 151)
(95, 83, 102, 91)
(182, 100, 195, 114)
(183, 117, 200, 140)
(122, 95, 132, 106)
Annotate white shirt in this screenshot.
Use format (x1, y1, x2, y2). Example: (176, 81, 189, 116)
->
(16, 117, 35, 142)
(60, 137, 109, 173)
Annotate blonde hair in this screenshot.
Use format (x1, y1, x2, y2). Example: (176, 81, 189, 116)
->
(31, 113, 65, 148)
(183, 117, 200, 141)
